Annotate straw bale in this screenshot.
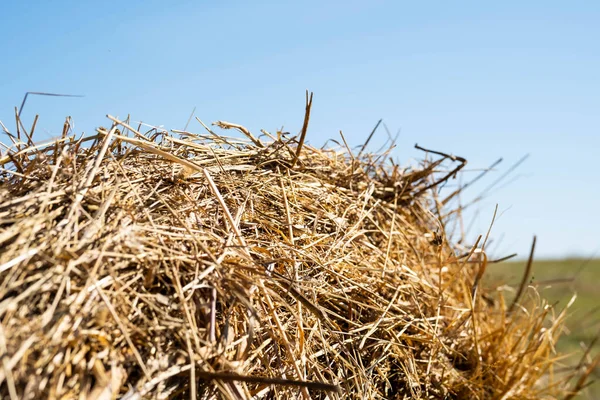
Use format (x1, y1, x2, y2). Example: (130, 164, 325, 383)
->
(0, 112, 592, 399)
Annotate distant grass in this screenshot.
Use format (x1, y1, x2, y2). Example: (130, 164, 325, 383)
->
(484, 258, 600, 399)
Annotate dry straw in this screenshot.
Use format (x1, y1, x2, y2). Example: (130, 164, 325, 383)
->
(0, 95, 596, 399)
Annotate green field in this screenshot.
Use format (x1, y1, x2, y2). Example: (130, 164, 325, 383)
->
(485, 258, 600, 399)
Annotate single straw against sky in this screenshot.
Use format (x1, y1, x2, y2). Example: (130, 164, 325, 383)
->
(0, 1, 598, 259)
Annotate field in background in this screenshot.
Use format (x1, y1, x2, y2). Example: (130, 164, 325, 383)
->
(485, 259, 600, 399)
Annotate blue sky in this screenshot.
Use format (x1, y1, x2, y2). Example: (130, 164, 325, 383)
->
(1, 1, 598, 259)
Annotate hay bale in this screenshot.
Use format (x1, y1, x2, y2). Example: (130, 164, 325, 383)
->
(0, 111, 590, 399)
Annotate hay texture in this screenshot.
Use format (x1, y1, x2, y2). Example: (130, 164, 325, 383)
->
(0, 106, 592, 399)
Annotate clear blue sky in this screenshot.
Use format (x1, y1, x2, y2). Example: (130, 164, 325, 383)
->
(1, 1, 598, 259)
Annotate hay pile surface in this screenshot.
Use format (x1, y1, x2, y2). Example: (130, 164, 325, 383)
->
(0, 112, 589, 399)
